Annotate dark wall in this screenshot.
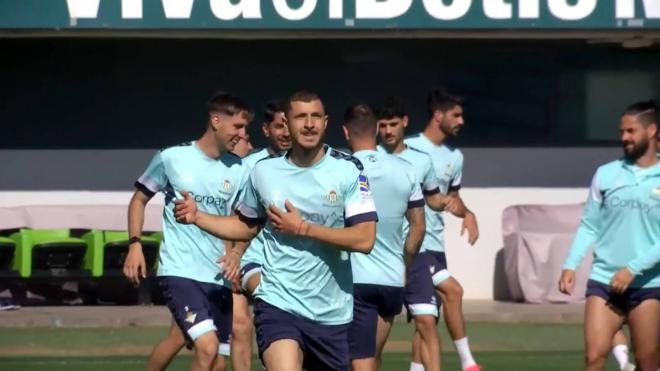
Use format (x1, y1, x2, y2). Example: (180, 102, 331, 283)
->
(2, 38, 659, 150)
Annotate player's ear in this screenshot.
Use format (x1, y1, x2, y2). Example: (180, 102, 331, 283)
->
(403, 116, 409, 128)
(342, 125, 350, 141)
(262, 122, 270, 138)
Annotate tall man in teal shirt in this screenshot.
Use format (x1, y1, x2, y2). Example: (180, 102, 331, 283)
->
(560, 100, 660, 371)
(175, 91, 378, 371)
(124, 91, 252, 371)
(341, 103, 427, 371)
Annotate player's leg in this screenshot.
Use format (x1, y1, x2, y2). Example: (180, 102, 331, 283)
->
(406, 252, 442, 371)
(301, 319, 350, 371)
(410, 330, 425, 371)
(349, 284, 379, 371)
(611, 328, 632, 371)
(375, 314, 394, 370)
(191, 331, 220, 371)
(208, 285, 233, 371)
(253, 299, 304, 371)
(433, 251, 478, 371)
(626, 294, 660, 371)
(146, 319, 186, 371)
(584, 282, 626, 371)
(231, 292, 253, 371)
(374, 285, 403, 369)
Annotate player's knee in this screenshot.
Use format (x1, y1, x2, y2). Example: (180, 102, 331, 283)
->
(232, 312, 253, 339)
(440, 280, 463, 302)
(194, 335, 220, 362)
(584, 348, 608, 366)
(414, 316, 437, 338)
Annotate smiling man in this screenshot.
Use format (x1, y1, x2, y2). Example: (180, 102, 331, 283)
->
(174, 90, 378, 371)
(560, 100, 660, 371)
(124, 91, 252, 371)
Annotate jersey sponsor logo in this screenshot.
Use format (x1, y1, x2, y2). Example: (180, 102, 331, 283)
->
(300, 210, 342, 226)
(605, 196, 659, 213)
(189, 191, 230, 209)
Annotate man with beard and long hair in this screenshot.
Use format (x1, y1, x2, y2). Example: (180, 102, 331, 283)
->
(560, 100, 660, 371)
(403, 88, 481, 371)
(174, 90, 378, 371)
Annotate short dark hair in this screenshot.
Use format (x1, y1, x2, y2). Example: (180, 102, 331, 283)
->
(263, 99, 285, 123)
(207, 90, 251, 118)
(427, 87, 463, 117)
(285, 90, 323, 115)
(344, 103, 377, 137)
(623, 100, 659, 127)
(377, 96, 407, 120)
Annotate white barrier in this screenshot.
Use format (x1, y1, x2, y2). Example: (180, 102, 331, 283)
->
(0, 188, 589, 299)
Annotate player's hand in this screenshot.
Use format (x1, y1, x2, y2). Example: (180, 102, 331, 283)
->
(174, 191, 198, 224)
(461, 211, 479, 245)
(123, 244, 147, 286)
(558, 269, 576, 295)
(443, 196, 460, 214)
(218, 251, 241, 282)
(267, 199, 307, 235)
(610, 268, 634, 294)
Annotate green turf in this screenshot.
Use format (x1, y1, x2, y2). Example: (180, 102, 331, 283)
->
(0, 323, 623, 370)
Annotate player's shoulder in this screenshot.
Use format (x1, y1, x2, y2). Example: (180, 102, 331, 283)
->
(243, 148, 270, 167)
(157, 141, 195, 160)
(594, 158, 627, 184)
(253, 149, 286, 169)
(329, 147, 364, 171)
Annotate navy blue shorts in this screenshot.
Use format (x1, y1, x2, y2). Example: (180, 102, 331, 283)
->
(586, 279, 660, 313)
(405, 251, 449, 318)
(349, 284, 404, 360)
(239, 262, 261, 293)
(253, 299, 349, 371)
(159, 276, 233, 356)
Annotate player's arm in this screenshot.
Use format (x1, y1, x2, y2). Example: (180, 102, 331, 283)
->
(174, 191, 261, 241)
(220, 240, 249, 286)
(124, 152, 166, 285)
(559, 172, 602, 294)
(404, 205, 426, 269)
(267, 200, 376, 253)
(446, 189, 479, 245)
(124, 189, 153, 285)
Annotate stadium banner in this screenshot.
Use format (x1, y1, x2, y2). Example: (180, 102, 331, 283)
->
(0, 0, 659, 29)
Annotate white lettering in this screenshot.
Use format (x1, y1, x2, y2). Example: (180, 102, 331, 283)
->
(423, 0, 472, 21)
(210, 0, 261, 20)
(483, 0, 511, 19)
(66, 0, 100, 18)
(122, 0, 142, 19)
(548, 0, 597, 21)
(617, 0, 660, 19)
(162, 0, 194, 19)
(273, 0, 317, 21)
(519, 0, 540, 19)
(356, 0, 412, 19)
(329, 0, 343, 19)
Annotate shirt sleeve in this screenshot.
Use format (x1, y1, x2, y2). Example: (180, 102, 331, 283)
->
(235, 170, 265, 221)
(407, 165, 425, 209)
(135, 151, 168, 197)
(626, 241, 660, 276)
(344, 168, 378, 227)
(421, 154, 440, 195)
(448, 152, 463, 192)
(562, 171, 602, 270)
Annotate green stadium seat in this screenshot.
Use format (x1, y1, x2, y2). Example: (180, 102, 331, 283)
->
(0, 236, 19, 277)
(10, 229, 90, 278)
(84, 231, 160, 277)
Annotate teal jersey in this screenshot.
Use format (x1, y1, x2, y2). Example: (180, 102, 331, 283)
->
(237, 145, 378, 325)
(405, 134, 464, 253)
(563, 157, 660, 288)
(239, 148, 271, 268)
(351, 150, 423, 287)
(136, 141, 249, 286)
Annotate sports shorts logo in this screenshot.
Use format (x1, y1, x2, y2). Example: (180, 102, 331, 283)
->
(184, 306, 197, 324)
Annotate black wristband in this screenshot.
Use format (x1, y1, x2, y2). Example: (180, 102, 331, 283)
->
(129, 236, 141, 244)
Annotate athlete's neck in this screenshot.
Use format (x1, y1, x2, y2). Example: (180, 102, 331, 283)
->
(387, 139, 406, 154)
(634, 143, 660, 168)
(423, 121, 447, 146)
(196, 132, 224, 159)
(288, 143, 326, 167)
(349, 138, 377, 153)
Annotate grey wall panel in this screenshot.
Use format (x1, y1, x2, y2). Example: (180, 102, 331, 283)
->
(0, 147, 622, 190)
